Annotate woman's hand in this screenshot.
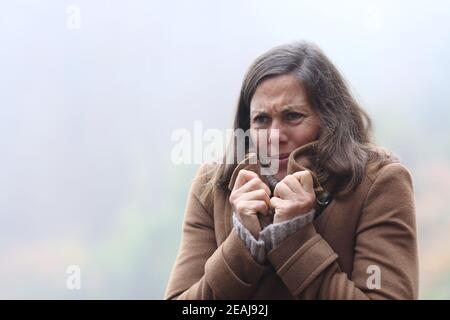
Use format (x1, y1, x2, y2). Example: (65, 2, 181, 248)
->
(229, 170, 272, 238)
(270, 170, 316, 224)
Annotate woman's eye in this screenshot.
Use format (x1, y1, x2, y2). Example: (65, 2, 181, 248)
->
(285, 112, 303, 121)
(253, 115, 270, 124)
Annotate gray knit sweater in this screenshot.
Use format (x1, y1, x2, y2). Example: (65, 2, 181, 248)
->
(232, 209, 315, 264)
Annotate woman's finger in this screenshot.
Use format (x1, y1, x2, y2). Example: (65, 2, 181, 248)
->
(243, 200, 269, 216)
(282, 174, 304, 194)
(239, 189, 271, 207)
(237, 176, 271, 196)
(273, 181, 293, 198)
(234, 170, 258, 190)
(292, 170, 314, 194)
(269, 196, 285, 210)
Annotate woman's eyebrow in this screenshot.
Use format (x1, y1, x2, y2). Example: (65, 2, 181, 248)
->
(250, 109, 268, 117)
(282, 104, 308, 112)
(251, 104, 309, 117)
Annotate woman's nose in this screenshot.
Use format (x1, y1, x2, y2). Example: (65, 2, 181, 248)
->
(268, 121, 288, 144)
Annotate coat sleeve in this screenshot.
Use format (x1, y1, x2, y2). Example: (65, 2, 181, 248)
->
(164, 164, 270, 300)
(265, 162, 419, 299)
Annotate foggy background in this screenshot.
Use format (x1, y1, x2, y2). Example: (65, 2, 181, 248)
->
(1, 0, 449, 299)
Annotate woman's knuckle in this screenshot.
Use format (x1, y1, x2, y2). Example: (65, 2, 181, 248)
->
(250, 177, 260, 187)
(256, 189, 265, 197)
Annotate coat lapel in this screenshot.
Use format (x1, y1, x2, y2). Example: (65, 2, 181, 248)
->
(228, 140, 326, 194)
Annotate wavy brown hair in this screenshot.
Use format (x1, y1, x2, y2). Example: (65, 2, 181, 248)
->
(201, 41, 396, 201)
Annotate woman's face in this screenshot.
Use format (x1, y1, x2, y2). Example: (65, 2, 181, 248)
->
(249, 73, 321, 180)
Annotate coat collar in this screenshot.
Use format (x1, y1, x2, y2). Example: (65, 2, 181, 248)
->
(227, 140, 332, 196)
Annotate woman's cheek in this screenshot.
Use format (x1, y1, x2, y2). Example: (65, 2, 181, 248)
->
(293, 121, 320, 144)
(249, 128, 260, 151)
(250, 129, 272, 153)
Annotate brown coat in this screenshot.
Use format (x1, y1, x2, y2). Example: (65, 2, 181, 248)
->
(165, 141, 419, 299)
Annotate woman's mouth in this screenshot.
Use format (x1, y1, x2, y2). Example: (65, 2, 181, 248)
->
(273, 153, 290, 167)
(278, 153, 290, 160)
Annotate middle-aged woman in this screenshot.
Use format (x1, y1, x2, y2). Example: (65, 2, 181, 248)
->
(165, 41, 418, 300)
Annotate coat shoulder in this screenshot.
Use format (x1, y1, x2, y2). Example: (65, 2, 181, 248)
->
(365, 161, 413, 186)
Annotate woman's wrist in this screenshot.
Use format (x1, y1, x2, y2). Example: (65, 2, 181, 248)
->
(232, 213, 266, 264)
(260, 209, 315, 252)
(232, 209, 315, 262)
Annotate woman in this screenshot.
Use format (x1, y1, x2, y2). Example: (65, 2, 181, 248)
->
(165, 41, 418, 300)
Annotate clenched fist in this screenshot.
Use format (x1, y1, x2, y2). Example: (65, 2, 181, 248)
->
(270, 170, 316, 223)
(229, 170, 271, 238)
(230, 169, 316, 237)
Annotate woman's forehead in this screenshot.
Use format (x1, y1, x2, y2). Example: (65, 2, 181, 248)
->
(250, 74, 309, 113)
